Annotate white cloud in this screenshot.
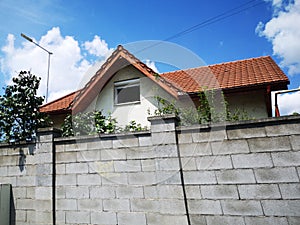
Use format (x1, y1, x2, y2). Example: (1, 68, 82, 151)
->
(145, 59, 159, 73)
(0, 27, 113, 103)
(257, 0, 300, 75)
(83, 35, 113, 58)
(276, 89, 300, 115)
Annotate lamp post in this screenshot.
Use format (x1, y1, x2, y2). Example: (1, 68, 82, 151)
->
(21, 33, 53, 103)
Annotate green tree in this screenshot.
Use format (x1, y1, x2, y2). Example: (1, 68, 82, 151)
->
(0, 71, 51, 142)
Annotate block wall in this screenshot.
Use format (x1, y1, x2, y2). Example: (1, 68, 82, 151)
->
(178, 117, 300, 225)
(0, 115, 299, 225)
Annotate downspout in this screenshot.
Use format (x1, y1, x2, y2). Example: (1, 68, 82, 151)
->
(274, 88, 300, 117)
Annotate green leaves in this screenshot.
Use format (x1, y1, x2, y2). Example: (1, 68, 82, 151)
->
(0, 71, 52, 142)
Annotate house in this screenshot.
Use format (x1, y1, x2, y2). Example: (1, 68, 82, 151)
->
(39, 45, 289, 129)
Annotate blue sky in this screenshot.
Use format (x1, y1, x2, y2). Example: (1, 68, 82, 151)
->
(0, 0, 299, 114)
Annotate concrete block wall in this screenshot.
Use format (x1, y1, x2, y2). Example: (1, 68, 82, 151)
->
(0, 115, 300, 225)
(54, 115, 188, 225)
(178, 116, 300, 225)
(0, 128, 60, 225)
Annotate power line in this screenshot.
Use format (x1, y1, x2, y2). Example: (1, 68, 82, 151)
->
(134, 0, 265, 54)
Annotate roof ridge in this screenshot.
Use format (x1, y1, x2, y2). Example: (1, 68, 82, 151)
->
(160, 55, 272, 76)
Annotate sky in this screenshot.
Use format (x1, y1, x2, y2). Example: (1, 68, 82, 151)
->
(0, 0, 299, 115)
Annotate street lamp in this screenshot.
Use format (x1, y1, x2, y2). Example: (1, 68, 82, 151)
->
(21, 33, 53, 103)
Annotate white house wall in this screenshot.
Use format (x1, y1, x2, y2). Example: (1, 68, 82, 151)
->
(92, 65, 176, 128)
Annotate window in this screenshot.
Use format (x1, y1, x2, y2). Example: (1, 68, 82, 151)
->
(114, 79, 140, 104)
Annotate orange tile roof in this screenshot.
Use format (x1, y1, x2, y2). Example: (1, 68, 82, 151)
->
(39, 49, 289, 114)
(39, 91, 78, 113)
(161, 56, 289, 93)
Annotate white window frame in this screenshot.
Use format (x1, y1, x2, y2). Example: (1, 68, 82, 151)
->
(114, 78, 140, 105)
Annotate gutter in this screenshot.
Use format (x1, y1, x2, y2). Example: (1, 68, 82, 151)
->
(274, 88, 300, 117)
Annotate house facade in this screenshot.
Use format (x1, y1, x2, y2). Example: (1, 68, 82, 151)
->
(40, 45, 289, 128)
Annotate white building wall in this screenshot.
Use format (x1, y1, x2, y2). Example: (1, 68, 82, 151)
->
(92, 66, 176, 128)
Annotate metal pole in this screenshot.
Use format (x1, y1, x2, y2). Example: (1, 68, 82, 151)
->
(21, 33, 53, 103)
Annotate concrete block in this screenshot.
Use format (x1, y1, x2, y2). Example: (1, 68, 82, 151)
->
(185, 185, 201, 199)
(56, 164, 65, 174)
(201, 185, 239, 199)
(118, 212, 146, 225)
(13, 187, 26, 198)
(87, 139, 111, 149)
(290, 135, 300, 150)
(143, 186, 158, 199)
(156, 171, 181, 184)
(191, 131, 210, 143)
(141, 159, 156, 171)
(77, 174, 101, 186)
(189, 215, 207, 225)
(114, 160, 141, 172)
(155, 158, 180, 171)
(181, 157, 197, 170)
(154, 144, 178, 158)
(91, 212, 117, 225)
(56, 211, 65, 224)
(90, 186, 115, 199)
(127, 146, 156, 160)
(131, 199, 159, 212)
(206, 216, 245, 225)
(272, 151, 300, 166)
(157, 185, 184, 199)
(66, 162, 89, 174)
(101, 172, 128, 185)
(78, 199, 102, 210)
(64, 142, 87, 152)
(244, 216, 288, 225)
(36, 163, 52, 175)
(196, 155, 233, 170)
(232, 153, 273, 168)
(254, 167, 299, 183)
(280, 184, 300, 199)
(65, 186, 89, 199)
(188, 199, 222, 214)
(262, 200, 300, 216)
(179, 142, 212, 157)
(248, 136, 291, 152)
(100, 149, 126, 161)
(149, 117, 177, 132)
(265, 123, 300, 136)
(151, 131, 176, 145)
(113, 136, 139, 148)
(238, 184, 281, 199)
(56, 199, 77, 210)
(26, 211, 52, 223)
(128, 172, 156, 185)
(211, 140, 249, 155)
(65, 211, 90, 224)
(159, 199, 186, 214)
(227, 126, 266, 139)
(17, 176, 36, 186)
(0, 176, 16, 186)
(56, 152, 76, 163)
(116, 186, 144, 198)
(184, 171, 217, 184)
(36, 175, 52, 186)
(138, 135, 153, 146)
(77, 150, 101, 162)
(103, 199, 130, 211)
(35, 187, 52, 200)
(146, 213, 188, 225)
(0, 166, 7, 176)
(178, 132, 193, 144)
(216, 169, 256, 184)
(56, 174, 76, 186)
(288, 217, 300, 225)
(55, 186, 65, 199)
(90, 161, 114, 174)
(221, 200, 263, 216)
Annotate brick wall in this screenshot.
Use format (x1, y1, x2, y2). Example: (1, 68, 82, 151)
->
(0, 115, 299, 225)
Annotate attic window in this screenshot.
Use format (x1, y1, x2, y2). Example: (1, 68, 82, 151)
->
(114, 78, 140, 105)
